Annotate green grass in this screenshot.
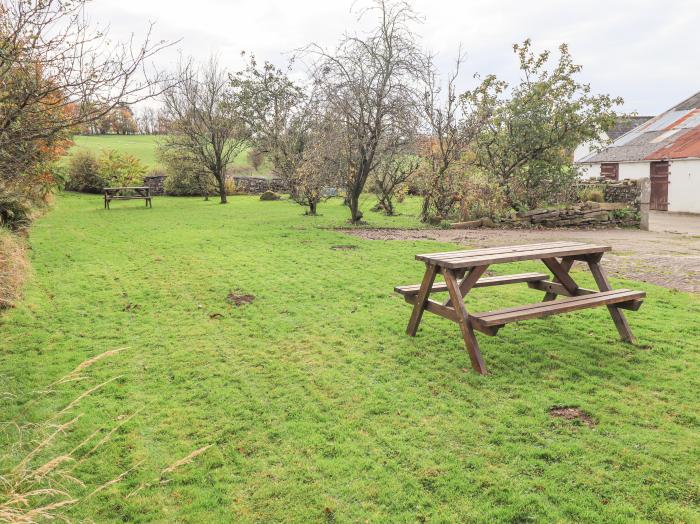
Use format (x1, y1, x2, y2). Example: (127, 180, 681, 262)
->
(1, 193, 699, 522)
(67, 135, 264, 174)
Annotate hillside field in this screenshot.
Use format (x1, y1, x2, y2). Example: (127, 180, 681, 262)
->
(67, 135, 260, 173)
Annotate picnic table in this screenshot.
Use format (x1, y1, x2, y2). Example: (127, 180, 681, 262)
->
(395, 241, 645, 375)
(103, 186, 152, 209)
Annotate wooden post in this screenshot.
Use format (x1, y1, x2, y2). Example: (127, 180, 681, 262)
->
(443, 268, 488, 375)
(639, 177, 651, 231)
(406, 263, 438, 336)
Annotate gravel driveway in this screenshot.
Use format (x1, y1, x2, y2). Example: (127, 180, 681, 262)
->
(343, 226, 700, 293)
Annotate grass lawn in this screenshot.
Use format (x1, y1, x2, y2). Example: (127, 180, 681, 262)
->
(67, 135, 264, 174)
(1, 193, 698, 522)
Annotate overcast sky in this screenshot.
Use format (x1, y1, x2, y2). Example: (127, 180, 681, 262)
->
(90, 0, 700, 115)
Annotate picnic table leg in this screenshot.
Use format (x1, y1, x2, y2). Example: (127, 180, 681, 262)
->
(586, 254, 636, 343)
(443, 265, 488, 307)
(406, 263, 438, 336)
(541, 256, 577, 300)
(443, 268, 488, 375)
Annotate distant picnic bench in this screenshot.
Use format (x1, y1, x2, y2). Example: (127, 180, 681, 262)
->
(103, 187, 152, 209)
(395, 241, 646, 375)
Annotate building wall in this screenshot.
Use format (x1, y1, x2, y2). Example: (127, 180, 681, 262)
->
(668, 159, 700, 213)
(577, 162, 599, 178)
(618, 162, 650, 181)
(593, 159, 700, 213)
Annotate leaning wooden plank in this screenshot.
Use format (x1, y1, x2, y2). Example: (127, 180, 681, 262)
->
(395, 272, 548, 296)
(470, 289, 645, 327)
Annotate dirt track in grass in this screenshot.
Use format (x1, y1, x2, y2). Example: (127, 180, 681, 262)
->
(341, 227, 700, 293)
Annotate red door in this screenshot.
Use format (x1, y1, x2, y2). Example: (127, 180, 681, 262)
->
(600, 163, 619, 181)
(650, 161, 669, 211)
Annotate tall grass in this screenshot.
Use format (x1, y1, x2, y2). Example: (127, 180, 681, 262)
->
(0, 229, 29, 310)
(0, 349, 213, 523)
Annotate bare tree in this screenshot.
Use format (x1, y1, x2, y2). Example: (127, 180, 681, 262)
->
(308, 0, 424, 223)
(0, 0, 174, 185)
(418, 51, 494, 221)
(161, 58, 249, 204)
(371, 148, 420, 215)
(231, 55, 321, 214)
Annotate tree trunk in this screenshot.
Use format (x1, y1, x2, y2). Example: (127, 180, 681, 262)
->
(216, 173, 227, 204)
(308, 200, 317, 215)
(349, 191, 362, 223)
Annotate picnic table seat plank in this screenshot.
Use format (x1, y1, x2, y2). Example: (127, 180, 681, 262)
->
(395, 272, 549, 296)
(469, 289, 645, 328)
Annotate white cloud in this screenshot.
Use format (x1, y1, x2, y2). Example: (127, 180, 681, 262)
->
(89, 0, 700, 115)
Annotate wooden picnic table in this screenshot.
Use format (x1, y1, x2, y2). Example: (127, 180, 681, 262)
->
(395, 241, 645, 375)
(103, 186, 152, 209)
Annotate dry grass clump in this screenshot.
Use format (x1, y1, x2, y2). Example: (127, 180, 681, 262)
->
(0, 230, 29, 310)
(1, 348, 213, 523)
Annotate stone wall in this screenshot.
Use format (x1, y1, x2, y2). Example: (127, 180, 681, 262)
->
(578, 178, 642, 209)
(452, 201, 640, 229)
(143, 175, 166, 196)
(504, 201, 639, 228)
(230, 176, 289, 194)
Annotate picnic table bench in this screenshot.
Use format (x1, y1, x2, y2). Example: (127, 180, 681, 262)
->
(395, 241, 645, 375)
(104, 186, 152, 209)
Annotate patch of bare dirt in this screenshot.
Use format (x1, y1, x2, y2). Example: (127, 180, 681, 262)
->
(331, 244, 358, 251)
(342, 227, 700, 293)
(226, 292, 256, 306)
(549, 406, 596, 427)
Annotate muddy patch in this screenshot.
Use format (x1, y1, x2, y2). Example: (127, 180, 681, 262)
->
(548, 406, 596, 427)
(331, 244, 358, 251)
(226, 292, 256, 306)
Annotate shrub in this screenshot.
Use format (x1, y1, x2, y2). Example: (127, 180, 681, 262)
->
(580, 187, 604, 203)
(161, 150, 217, 197)
(459, 172, 509, 221)
(0, 190, 32, 231)
(65, 150, 103, 193)
(224, 178, 237, 196)
(97, 149, 146, 187)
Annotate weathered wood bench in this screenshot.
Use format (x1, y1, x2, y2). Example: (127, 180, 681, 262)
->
(104, 187, 152, 209)
(396, 241, 646, 375)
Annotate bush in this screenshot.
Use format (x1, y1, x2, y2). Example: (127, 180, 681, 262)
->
(65, 150, 103, 193)
(161, 150, 217, 197)
(579, 187, 604, 203)
(0, 190, 32, 231)
(97, 149, 146, 187)
(459, 172, 509, 221)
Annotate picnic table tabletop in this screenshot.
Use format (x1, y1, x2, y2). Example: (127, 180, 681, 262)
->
(416, 241, 611, 268)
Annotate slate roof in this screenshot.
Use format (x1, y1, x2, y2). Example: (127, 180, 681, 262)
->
(580, 92, 700, 163)
(607, 116, 654, 140)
